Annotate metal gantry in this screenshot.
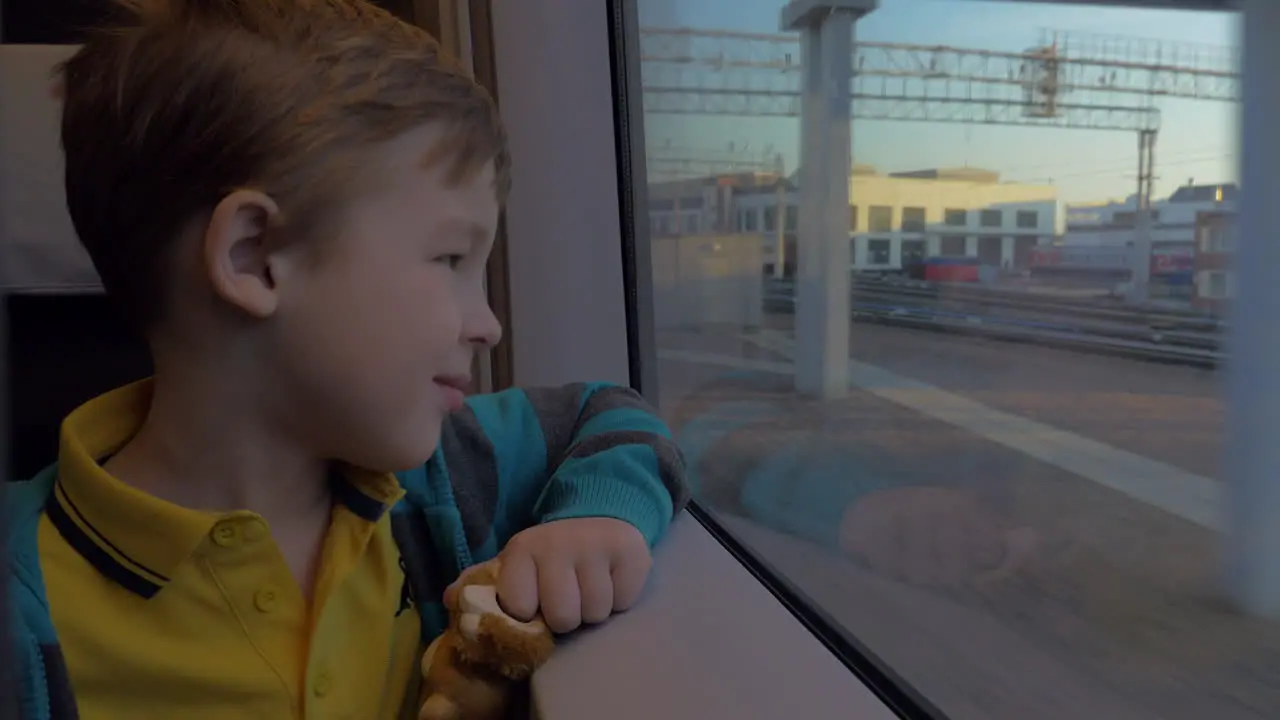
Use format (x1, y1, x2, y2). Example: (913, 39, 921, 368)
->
(638, 26, 1238, 133)
(645, 143, 784, 182)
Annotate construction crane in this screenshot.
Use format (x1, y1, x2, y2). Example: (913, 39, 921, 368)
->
(639, 26, 1240, 301)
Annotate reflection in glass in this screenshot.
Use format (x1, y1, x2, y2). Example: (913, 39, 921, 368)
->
(636, 1, 1258, 718)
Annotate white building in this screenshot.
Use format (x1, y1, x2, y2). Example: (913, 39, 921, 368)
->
(1063, 181, 1238, 248)
(649, 166, 1061, 274)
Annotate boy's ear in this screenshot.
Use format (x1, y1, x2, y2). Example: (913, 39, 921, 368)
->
(203, 189, 287, 318)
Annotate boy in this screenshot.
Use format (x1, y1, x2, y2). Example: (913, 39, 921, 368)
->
(6, 1, 687, 718)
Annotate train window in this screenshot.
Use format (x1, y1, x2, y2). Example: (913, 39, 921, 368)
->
(622, 1, 1269, 719)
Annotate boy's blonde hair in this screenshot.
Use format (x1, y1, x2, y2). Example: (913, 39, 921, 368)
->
(58, 0, 510, 330)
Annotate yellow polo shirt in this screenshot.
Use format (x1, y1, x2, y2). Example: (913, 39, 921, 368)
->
(37, 381, 424, 719)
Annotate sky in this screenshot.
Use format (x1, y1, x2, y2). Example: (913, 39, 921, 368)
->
(636, 0, 1240, 205)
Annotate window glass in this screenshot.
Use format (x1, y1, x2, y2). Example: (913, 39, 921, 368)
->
(901, 206, 926, 233)
(866, 238, 891, 265)
(868, 205, 893, 232)
(634, 1, 1248, 718)
(940, 234, 967, 256)
(901, 238, 926, 265)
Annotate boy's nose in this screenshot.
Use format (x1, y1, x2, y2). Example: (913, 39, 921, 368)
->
(466, 304, 503, 349)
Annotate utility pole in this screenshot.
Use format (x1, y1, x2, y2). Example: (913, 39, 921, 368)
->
(1129, 128, 1158, 304)
(773, 152, 786, 279)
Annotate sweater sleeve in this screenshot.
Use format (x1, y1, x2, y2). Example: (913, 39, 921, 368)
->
(435, 383, 688, 555)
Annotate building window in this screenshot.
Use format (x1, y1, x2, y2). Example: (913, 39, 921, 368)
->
(1204, 270, 1230, 298)
(1014, 236, 1039, 268)
(979, 209, 1002, 228)
(1016, 210, 1039, 229)
(684, 214, 700, 234)
(901, 239, 927, 264)
(901, 207, 927, 233)
(944, 208, 967, 227)
(849, 205, 859, 232)
(1202, 223, 1234, 252)
(869, 205, 893, 232)
(940, 235, 967, 256)
(785, 205, 799, 232)
(867, 239, 891, 265)
(744, 209, 759, 232)
(763, 206, 777, 232)
(978, 236, 1003, 265)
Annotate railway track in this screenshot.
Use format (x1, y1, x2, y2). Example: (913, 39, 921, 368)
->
(763, 278, 1225, 368)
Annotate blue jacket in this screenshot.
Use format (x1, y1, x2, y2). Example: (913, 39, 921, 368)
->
(8, 382, 688, 720)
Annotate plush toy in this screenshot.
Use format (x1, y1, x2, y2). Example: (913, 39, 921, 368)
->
(419, 560, 557, 720)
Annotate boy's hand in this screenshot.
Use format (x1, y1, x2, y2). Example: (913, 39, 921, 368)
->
(444, 518, 652, 634)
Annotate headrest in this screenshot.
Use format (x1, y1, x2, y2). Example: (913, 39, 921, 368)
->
(0, 44, 101, 293)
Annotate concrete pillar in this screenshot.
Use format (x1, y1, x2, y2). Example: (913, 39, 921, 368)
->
(782, 0, 878, 399)
(1128, 129, 1157, 304)
(1225, 0, 1280, 618)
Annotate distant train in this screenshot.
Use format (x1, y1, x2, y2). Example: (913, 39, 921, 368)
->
(902, 256, 981, 283)
(1029, 244, 1194, 283)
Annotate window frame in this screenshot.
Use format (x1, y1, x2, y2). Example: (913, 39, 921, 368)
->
(588, 0, 951, 716)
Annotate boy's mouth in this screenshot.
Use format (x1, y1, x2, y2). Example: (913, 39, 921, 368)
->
(433, 374, 471, 411)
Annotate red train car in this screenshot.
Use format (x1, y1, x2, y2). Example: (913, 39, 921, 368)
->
(921, 256, 981, 283)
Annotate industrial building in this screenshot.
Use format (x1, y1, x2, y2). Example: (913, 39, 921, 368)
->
(1034, 181, 1238, 300)
(1062, 181, 1237, 248)
(648, 166, 1060, 276)
(1192, 209, 1236, 315)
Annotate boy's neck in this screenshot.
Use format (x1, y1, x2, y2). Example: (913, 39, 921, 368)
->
(103, 368, 332, 524)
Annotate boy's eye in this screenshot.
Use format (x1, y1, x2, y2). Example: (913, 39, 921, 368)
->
(434, 254, 466, 269)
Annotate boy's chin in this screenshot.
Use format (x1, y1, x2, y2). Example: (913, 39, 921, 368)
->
(337, 423, 444, 473)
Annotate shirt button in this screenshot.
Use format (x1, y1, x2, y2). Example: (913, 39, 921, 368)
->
(211, 521, 240, 548)
(312, 671, 333, 698)
(242, 522, 266, 542)
(254, 587, 278, 613)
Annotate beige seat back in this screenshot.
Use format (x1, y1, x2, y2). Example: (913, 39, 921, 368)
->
(0, 44, 99, 293)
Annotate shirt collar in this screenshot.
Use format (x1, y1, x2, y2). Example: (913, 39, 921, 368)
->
(50, 379, 405, 598)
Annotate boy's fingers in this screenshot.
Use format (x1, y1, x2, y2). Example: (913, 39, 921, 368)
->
(538, 559, 582, 633)
(496, 550, 540, 621)
(577, 561, 614, 624)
